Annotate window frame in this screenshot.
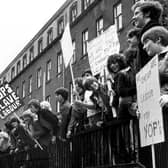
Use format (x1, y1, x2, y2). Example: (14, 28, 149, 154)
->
(70, 2, 78, 23)
(46, 60, 52, 82)
(29, 46, 34, 63)
(57, 17, 64, 36)
(16, 86, 19, 97)
(22, 81, 26, 98)
(96, 16, 104, 36)
(37, 67, 42, 88)
(57, 52, 63, 75)
(28, 75, 32, 94)
(114, 2, 123, 31)
(82, 0, 91, 10)
(38, 38, 43, 54)
(11, 67, 15, 80)
(16, 61, 21, 75)
(71, 40, 76, 64)
(23, 54, 27, 69)
(82, 29, 88, 57)
(47, 28, 53, 45)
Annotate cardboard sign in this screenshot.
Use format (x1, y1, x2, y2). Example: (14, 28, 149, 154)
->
(88, 25, 120, 75)
(0, 83, 24, 119)
(136, 55, 165, 147)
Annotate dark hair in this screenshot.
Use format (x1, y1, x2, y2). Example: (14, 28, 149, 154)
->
(127, 28, 141, 39)
(28, 99, 40, 109)
(81, 69, 92, 77)
(83, 77, 98, 91)
(55, 87, 69, 101)
(124, 48, 137, 66)
(5, 117, 20, 131)
(141, 26, 168, 47)
(75, 77, 85, 89)
(132, 1, 163, 21)
(107, 53, 126, 73)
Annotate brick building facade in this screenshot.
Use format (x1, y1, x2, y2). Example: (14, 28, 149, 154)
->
(0, 0, 136, 115)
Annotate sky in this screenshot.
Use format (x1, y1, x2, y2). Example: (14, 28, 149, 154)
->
(0, 0, 66, 74)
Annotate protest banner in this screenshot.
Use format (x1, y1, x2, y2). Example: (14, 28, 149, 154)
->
(88, 25, 120, 76)
(136, 55, 164, 147)
(0, 83, 24, 120)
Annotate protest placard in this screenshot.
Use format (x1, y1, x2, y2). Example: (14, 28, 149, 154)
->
(136, 55, 164, 147)
(88, 25, 120, 75)
(0, 83, 24, 120)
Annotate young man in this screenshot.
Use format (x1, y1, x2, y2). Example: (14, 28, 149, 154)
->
(141, 26, 168, 102)
(131, 1, 163, 70)
(141, 25, 168, 141)
(127, 28, 141, 49)
(55, 87, 71, 140)
(28, 99, 58, 146)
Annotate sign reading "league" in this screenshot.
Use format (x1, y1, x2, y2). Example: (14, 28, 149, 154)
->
(0, 83, 23, 119)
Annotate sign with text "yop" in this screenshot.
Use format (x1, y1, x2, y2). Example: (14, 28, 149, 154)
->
(136, 55, 164, 147)
(0, 83, 23, 120)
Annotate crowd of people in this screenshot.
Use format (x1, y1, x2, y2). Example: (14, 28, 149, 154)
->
(0, 0, 168, 167)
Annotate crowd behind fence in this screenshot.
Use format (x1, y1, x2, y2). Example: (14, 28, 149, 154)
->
(1, 113, 168, 168)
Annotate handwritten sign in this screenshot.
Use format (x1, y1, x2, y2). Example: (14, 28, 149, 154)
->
(0, 83, 23, 120)
(136, 55, 164, 147)
(88, 25, 120, 75)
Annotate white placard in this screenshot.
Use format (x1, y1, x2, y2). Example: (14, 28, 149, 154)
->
(88, 25, 120, 75)
(136, 55, 165, 147)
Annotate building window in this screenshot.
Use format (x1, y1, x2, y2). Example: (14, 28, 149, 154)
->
(16, 87, 19, 96)
(57, 17, 64, 35)
(28, 75, 32, 94)
(83, 0, 91, 10)
(57, 52, 63, 74)
(22, 81, 26, 98)
(37, 68, 42, 88)
(46, 95, 51, 103)
(47, 28, 53, 45)
(23, 54, 27, 69)
(46, 60, 52, 82)
(29, 46, 34, 63)
(71, 40, 76, 64)
(82, 29, 88, 56)
(96, 17, 104, 36)
(11, 67, 15, 80)
(70, 2, 78, 23)
(38, 38, 43, 54)
(17, 61, 21, 74)
(114, 2, 123, 31)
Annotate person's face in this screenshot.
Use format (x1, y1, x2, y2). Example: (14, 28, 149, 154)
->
(143, 39, 161, 57)
(132, 7, 146, 28)
(23, 116, 32, 125)
(127, 36, 139, 48)
(55, 94, 64, 104)
(90, 81, 99, 91)
(29, 105, 38, 114)
(110, 62, 120, 73)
